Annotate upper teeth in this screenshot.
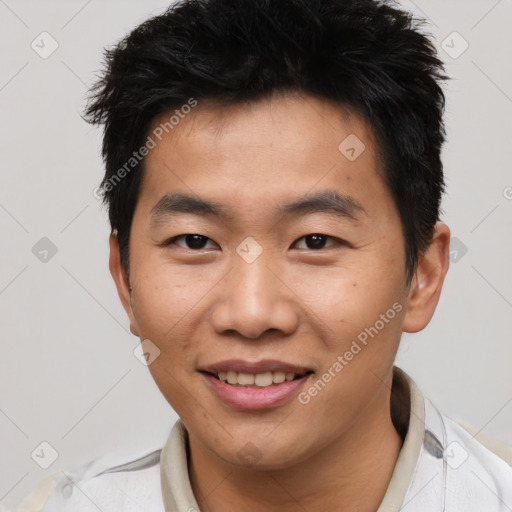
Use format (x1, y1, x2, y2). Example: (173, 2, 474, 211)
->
(217, 370, 299, 387)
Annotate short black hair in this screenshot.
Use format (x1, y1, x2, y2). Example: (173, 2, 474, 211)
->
(84, 0, 447, 283)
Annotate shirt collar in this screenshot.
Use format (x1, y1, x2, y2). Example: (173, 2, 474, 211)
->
(377, 367, 426, 511)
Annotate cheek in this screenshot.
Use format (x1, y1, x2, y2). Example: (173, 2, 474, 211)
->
(129, 266, 205, 403)
(291, 255, 404, 336)
(128, 258, 208, 343)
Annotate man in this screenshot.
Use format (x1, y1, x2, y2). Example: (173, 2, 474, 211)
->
(16, 0, 512, 510)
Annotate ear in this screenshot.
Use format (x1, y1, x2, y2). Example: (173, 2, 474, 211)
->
(109, 232, 140, 337)
(402, 222, 451, 333)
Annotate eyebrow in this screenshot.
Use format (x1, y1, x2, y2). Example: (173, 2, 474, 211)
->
(277, 190, 366, 220)
(150, 193, 232, 223)
(149, 189, 366, 225)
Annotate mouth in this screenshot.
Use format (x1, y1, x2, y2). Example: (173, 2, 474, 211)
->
(198, 360, 314, 410)
(202, 369, 313, 388)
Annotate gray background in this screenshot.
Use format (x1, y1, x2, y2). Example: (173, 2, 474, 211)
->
(1, 0, 511, 509)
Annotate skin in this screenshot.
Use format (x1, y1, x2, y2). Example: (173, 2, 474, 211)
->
(109, 91, 450, 511)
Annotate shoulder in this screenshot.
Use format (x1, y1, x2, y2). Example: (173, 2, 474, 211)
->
(439, 407, 512, 510)
(15, 449, 164, 512)
(400, 371, 512, 511)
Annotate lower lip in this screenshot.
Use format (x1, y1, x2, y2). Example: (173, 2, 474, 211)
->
(202, 373, 312, 410)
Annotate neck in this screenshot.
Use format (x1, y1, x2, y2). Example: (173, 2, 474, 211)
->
(188, 379, 404, 512)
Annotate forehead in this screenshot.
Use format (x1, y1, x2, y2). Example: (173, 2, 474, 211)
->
(138, 92, 392, 220)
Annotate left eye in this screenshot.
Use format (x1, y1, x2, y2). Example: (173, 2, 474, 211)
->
(292, 234, 342, 250)
(164, 234, 218, 250)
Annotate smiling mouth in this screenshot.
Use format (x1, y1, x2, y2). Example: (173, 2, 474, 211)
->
(202, 370, 313, 388)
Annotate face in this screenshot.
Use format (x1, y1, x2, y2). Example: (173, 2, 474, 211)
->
(110, 92, 449, 469)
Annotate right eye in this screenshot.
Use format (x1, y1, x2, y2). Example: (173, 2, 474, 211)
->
(162, 234, 219, 250)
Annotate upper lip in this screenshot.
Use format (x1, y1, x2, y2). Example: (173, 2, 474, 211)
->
(199, 359, 313, 375)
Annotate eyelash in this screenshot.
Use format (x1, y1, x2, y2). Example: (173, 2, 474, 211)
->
(162, 233, 346, 251)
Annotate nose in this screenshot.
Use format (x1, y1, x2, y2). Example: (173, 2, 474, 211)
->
(210, 256, 300, 340)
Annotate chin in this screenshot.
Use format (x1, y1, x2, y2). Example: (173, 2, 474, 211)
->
(210, 433, 311, 471)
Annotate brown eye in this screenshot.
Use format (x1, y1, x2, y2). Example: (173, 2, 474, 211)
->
(292, 234, 343, 250)
(165, 234, 217, 250)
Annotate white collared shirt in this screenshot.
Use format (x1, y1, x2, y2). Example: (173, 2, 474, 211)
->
(16, 368, 512, 512)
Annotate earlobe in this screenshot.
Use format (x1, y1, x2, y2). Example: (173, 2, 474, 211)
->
(108, 232, 140, 337)
(402, 222, 451, 333)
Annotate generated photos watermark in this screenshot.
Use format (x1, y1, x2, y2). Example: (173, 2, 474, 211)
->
(93, 97, 198, 200)
(298, 301, 403, 405)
